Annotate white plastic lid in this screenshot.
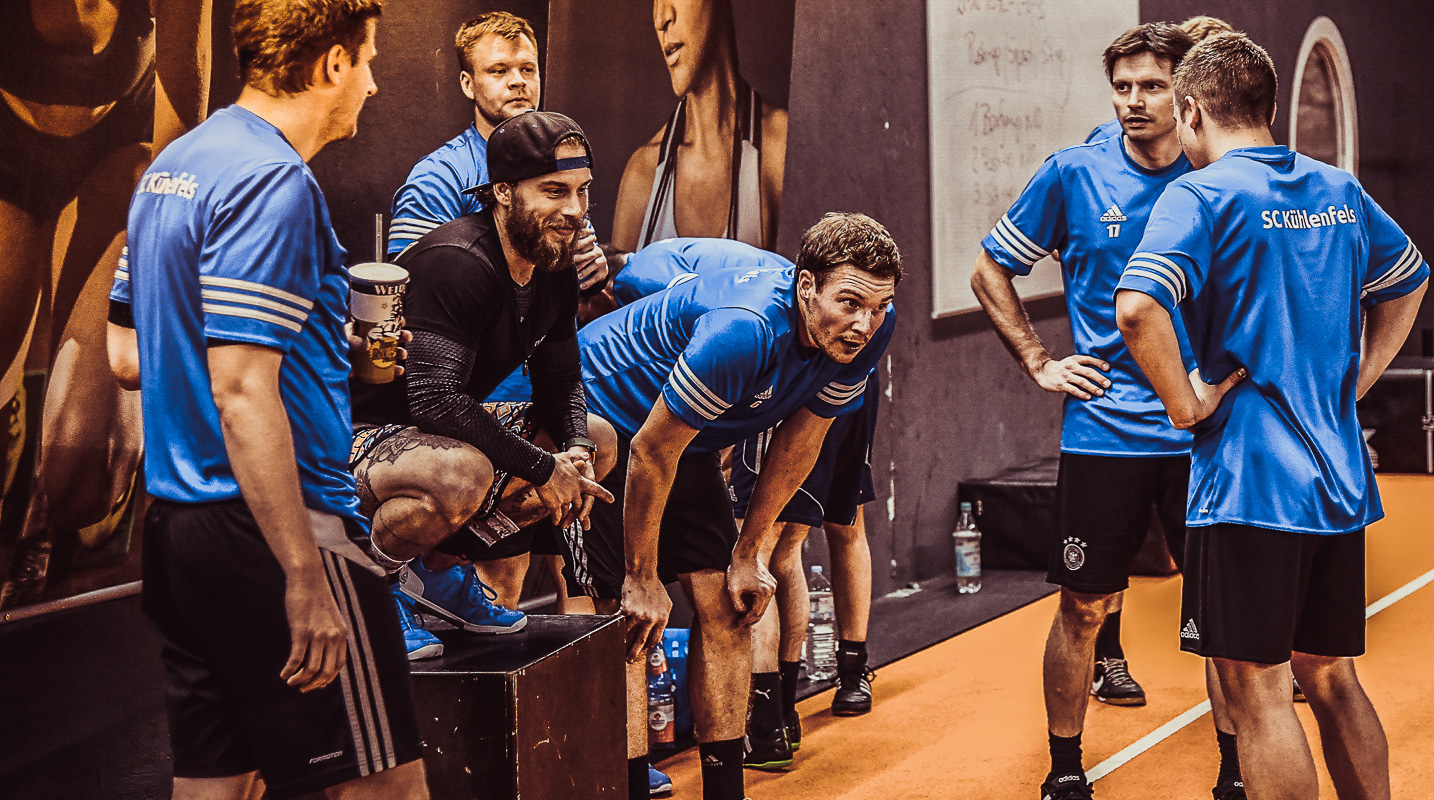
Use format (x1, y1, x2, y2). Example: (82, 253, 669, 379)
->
(811, 565, 823, 574)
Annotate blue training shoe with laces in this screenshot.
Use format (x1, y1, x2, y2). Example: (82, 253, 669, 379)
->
(393, 583, 444, 660)
(398, 559, 528, 634)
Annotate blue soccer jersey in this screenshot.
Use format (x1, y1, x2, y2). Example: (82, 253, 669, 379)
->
(580, 265, 895, 450)
(1118, 146, 1429, 534)
(613, 237, 793, 306)
(982, 134, 1197, 456)
(1085, 118, 1122, 144)
(387, 124, 487, 258)
(111, 105, 362, 525)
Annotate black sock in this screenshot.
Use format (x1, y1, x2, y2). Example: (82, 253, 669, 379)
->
(1095, 610, 1124, 661)
(778, 660, 801, 717)
(697, 738, 745, 800)
(1049, 731, 1084, 778)
(628, 756, 649, 800)
(1216, 729, 1241, 785)
(837, 639, 867, 660)
(751, 672, 783, 734)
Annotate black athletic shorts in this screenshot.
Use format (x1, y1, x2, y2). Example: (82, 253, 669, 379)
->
(350, 402, 563, 562)
(729, 380, 879, 527)
(1049, 452, 1189, 594)
(562, 432, 739, 599)
(1180, 523, 1366, 665)
(141, 499, 422, 797)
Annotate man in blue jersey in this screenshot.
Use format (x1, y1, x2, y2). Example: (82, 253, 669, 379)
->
(385, 12, 606, 287)
(1084, 17, 1234, 146)
(617, 237, 883, 764)
(1117, 32, 1428, 800)
(570, 214, 899, 800)
(107, 2, 428, 798)
(971, 23, 1243, 800)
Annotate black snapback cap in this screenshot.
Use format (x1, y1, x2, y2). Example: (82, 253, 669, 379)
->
(464, 110, 592, 196)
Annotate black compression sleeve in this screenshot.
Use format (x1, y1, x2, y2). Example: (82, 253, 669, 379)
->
(406, 329, 557, 485)
(528, 321, 589, 448)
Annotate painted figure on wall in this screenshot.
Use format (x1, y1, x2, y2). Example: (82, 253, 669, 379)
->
(612, 0, 787, 253)
(0, 0, 211, 608)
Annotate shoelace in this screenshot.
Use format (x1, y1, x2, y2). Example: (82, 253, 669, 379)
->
(839, 666, 876, 688)
(459, 568, 503, 611)
(1102, 658, 1139, 690)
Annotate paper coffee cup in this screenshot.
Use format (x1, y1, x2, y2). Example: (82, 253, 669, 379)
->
(348, 262, 409, 384)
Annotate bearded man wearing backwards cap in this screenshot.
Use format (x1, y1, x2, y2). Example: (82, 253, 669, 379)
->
(349, 111, 617, 660)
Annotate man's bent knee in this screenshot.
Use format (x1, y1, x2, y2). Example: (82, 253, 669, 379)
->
(588, 414, 619, 481)
(1058, 588, 1113, 630)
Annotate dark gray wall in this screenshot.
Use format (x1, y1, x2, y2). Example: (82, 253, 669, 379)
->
(778, 0, 1071, 596)
(1140, 0, 1434, 355)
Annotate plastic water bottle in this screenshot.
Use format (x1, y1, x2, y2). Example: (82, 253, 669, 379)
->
(954, 501, 982, 593)
(806, 565, 837, 681)
(647, 644, 676, 750)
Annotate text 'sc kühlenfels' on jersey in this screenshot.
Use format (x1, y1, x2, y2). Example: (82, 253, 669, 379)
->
(579, 250, 895, 452)
(981, 134, 1198, 457)
(109, 105, 364, 526)
(1117, 146, 1429, 534)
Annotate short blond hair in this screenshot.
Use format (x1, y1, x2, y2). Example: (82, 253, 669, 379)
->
(1179, 15, 1235, 43)
(455, 12, 537, 75)
(1174, 32, 1278, 129)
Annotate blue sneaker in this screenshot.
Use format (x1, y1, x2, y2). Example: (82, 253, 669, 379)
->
(398, 559, 528, 634)
(393, 585, 444, 660)
(648, 764, 673, 796)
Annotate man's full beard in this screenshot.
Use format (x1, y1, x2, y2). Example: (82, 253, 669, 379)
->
(506, 194, 576, 273)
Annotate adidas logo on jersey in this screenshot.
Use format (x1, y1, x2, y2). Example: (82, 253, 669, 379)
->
(749, 385, 775, 408)
(139, 171, 200, 200)
(1181, 619, 1200, 640)
(1099, 204, 1127, 223)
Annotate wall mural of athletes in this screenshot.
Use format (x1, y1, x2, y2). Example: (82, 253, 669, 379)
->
(0, 0, 246, 612)
(545, 0, 795, 255)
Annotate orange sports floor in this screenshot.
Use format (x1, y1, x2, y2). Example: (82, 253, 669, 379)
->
(656, 475, 1434, 799)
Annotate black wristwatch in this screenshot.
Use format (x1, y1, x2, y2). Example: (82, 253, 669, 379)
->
(563, 437, 598, 455)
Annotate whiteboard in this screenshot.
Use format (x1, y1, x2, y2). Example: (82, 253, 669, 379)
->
(927, 0, 1138, 318)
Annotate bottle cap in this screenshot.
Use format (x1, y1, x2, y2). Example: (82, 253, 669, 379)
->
(960, 501, 973, 512)
(811, 565, 823, 574)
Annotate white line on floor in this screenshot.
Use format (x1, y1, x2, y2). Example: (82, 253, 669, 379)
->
(1085, 565, 1434, 783)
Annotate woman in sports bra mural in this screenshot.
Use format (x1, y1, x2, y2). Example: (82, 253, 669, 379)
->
(611, 0, 788, 253)
(0, 0, 210, 608)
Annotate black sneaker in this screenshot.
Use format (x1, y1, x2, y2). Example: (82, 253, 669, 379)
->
(1213, 778, 1247, 800)
(1091, 657, 1146, 706)
(742, 723, 793, 771)
(832, 650, 874, 716)
(784, 708, 801, 752)
(1040, 772, 1093, 799)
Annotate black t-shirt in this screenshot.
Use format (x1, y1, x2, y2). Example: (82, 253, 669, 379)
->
(352, 210, 579, 428)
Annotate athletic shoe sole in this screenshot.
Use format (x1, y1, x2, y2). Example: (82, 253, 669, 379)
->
(405, 641, 444, 661)
(832, 704, 871, 716)
(1091, 693, 1146, 707)
(403, 590, 529, 634)
(742, 758, 793, 772)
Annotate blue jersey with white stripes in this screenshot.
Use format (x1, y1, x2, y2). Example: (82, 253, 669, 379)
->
(1118, 146, 1429, 534)
(1085, 119, 1122, 144)
(579, 265, 894, 451)
(613, 237, 793, 306)
(982, 134, 1196, 456)
(387, 124, 487, 258)
(110, 106, 362, 524)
